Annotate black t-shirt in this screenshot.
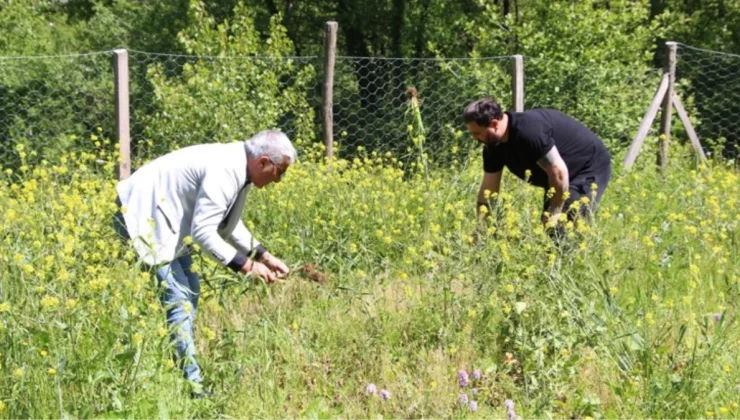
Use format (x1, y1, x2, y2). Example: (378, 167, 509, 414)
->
(483, 109, 611, 188)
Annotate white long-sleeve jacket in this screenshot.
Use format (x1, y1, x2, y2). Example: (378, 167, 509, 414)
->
(116, 141, 261, 267)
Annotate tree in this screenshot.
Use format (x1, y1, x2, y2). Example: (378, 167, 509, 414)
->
(138, 1, 316, 159)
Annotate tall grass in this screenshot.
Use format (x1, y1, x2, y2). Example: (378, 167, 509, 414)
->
(0, 139, 737, 419)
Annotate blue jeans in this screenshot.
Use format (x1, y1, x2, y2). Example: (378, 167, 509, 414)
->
(114, 204, 203, 384)
(156, 256, 202, 384)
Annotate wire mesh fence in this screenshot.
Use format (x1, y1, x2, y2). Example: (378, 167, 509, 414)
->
(0, 42, 736, 174)
(676, 44, 740, 160)
(331, 56, 512, 163)
(126, 51, 321, 165)
(0, 52, 114, 170)
(525, 57, 666, 164)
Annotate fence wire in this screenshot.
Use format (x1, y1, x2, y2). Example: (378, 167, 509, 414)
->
(331, 56, 512, 162)
(0, 52, 114, 170)
(127, 51, 321, 165)
(0, 44, 737, 173)
(676, 44, 740, 160)
(526, 57, 663, 154)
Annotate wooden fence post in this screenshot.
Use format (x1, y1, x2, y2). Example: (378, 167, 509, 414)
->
(658, 41, 677, 170)
(624, 74, 669, 170)
(672, 93, 707, 162)
(512, 55, 524, 112)
(322, 22, 338, 158)
(113, 49, 131, 180)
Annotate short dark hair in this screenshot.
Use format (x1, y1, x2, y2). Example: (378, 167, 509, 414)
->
(463, 98, 503, 126)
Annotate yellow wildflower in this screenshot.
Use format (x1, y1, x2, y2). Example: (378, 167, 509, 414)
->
(40, 295, 60, 310)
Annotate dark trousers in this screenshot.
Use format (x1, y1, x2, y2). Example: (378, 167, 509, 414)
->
(542, 162, 612, 222)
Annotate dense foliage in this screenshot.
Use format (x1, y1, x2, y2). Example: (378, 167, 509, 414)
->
(1, 0, 739, 161)
(0, 1, 739, 418)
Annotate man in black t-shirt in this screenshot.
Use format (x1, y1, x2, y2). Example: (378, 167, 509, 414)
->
(463, 98, 612, 228)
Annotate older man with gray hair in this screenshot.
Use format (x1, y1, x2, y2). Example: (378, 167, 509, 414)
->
(113, 130, 296, 398)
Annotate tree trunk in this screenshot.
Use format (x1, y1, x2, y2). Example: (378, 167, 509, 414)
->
(650, 0, 667, 68)
(337, 0, 378, 110)
(414, 0, 431, 57)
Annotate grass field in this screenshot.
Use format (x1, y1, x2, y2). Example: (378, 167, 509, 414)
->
(0, 140, 738, 419)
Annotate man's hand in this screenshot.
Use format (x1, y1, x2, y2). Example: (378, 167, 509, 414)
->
(537, 146, 569, 228)
(241, 259, 277, 283)
(542, 211, 562, 228)
(477, 171, 502, 219)
(260, 252, 290, 278)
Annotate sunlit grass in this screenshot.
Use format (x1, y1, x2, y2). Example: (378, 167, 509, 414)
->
(0, 139, 738, 419)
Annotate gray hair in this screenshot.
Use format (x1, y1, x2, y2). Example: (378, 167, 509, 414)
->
(245, 130, 297, 164)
